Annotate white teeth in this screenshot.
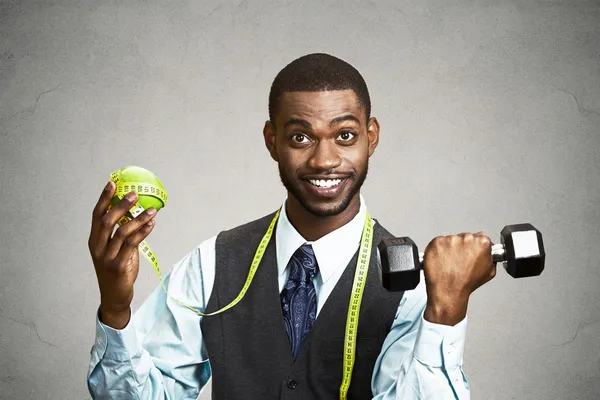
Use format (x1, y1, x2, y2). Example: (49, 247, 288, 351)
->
(309, 179, 342, 188)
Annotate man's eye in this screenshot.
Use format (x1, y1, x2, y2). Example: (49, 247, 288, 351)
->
(292, 134, 310, 143)
(338, 131, 356, 141)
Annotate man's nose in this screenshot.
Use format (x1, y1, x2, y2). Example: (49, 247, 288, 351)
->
(307, 140, 342, 171)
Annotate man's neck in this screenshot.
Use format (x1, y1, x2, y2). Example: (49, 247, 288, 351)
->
(284, 195, 361, 242)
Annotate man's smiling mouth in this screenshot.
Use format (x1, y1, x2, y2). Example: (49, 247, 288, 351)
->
(308, 179, 342, 188)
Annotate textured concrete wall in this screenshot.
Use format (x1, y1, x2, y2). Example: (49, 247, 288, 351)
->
(1, 1, 599, 399)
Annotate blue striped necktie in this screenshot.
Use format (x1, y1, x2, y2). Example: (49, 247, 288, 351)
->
(280, 243, 319, 360)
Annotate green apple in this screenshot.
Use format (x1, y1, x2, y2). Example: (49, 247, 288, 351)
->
(110, 166, 167, 212)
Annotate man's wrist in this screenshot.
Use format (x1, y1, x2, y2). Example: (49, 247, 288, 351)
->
(99, 306, 131, 330)
(423, 294, 469, 326)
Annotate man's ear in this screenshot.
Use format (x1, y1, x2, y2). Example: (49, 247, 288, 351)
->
(263, 120, 279, 162)
(367, 117, 380, 157)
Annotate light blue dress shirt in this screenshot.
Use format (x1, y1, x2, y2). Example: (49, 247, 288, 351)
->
(87, 196, 470, 399)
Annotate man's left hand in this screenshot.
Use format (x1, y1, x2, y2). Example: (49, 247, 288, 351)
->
(421, 232, 496, 326)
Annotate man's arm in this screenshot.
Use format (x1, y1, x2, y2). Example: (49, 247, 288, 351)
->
(87, 236, 217, 399)
(372, 231, 497, 399)
(371, 276, 469, 400)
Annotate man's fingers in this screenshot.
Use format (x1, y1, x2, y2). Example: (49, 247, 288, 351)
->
(473, 231, 494, 247)
(92, 181, 115, 219)
(472, 231, 496, 269)
(89, 181, 116, 254)
(93, 190, 139, 258)
(105, 209, 156, 260)
(114, 219, 156, 265)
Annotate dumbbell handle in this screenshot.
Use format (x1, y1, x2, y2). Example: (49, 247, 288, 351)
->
(418, 244, 506, 264)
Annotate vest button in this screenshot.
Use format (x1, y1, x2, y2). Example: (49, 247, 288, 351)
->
(287, 379, 298, 389)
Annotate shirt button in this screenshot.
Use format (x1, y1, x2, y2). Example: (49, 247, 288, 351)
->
(287, 379, 298, 389)
(97, 336, 103, 345)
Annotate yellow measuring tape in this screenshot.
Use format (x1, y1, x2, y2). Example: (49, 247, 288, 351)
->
(107, 168, 372, 399)
(339, 213, 373, 400)
(107, 168, 280, 317)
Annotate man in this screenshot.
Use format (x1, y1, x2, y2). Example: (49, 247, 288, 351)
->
(87, 53, 495, 399)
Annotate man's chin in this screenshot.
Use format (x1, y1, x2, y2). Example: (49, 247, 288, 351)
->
(296, 195, 356, 217)
(302, 204, 344, 217)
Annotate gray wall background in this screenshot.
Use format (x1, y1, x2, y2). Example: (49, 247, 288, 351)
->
(1, 0, 599, 399)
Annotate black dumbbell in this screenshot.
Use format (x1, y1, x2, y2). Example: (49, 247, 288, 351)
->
(378, 223, 546, 292)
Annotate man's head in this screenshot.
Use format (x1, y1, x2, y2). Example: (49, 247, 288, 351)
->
(268, 53, 371, 125)
(263, 53, 380, 218)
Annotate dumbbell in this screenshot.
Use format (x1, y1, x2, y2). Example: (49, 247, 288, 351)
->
(378, 223, 545, 292)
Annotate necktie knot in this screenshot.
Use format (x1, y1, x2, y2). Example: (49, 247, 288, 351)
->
(289, 243, 319, 283)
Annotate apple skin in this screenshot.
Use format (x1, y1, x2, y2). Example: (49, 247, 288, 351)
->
(110, 166, 166, 212)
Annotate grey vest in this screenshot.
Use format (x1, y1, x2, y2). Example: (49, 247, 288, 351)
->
(201, 212, 404, 399)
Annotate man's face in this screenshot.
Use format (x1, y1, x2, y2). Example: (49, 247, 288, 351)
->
(264, 89, 379, 217)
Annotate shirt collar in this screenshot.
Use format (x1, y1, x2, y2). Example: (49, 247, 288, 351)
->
(275, 194, 369, 284)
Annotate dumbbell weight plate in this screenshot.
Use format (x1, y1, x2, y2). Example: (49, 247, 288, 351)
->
(500, 223, 545, 278)
(378, 237, 421, 292)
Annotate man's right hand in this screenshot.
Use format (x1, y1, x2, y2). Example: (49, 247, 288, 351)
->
(88, 181, 157, 329)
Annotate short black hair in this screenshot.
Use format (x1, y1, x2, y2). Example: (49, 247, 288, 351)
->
(268, 53, 371, 124)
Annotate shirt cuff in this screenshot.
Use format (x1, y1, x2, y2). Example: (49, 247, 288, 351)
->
(413, 313, 468, 369)
(93, 308, 140, 362)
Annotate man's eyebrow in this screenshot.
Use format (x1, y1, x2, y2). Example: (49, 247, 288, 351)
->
(283, 114, 361, 129)
(329, 114, 360, 127)
(284, 118, 312, 129)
